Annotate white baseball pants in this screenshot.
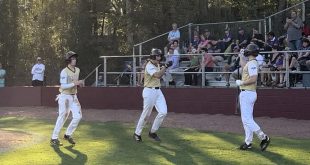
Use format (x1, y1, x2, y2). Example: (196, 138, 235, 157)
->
(135, 88, 167, 135)
(239, 90, 261, 145)
(51, 94, 82, 139)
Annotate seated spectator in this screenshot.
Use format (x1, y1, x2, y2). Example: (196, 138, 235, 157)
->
(190, 35, 201, 50)
(261, 46, 285, 88)
(218, 28, 233, 51)
(302, 21, 310, 37)
(184, 54, 200, 86)
(171, 40, 180, 55)
(264, 32, 279, 58)
(251, 28, 265, 49)
(236, 27, 250, 48)
(166, 47, 180, 70)
(0, 63, 6, 87)
(222, 46, 240, 86)
(201, 48, 214, 72)
(204, 28, 213, 40)
(207, 41, 224, 68)
(296, 38, 310, 71)
(197, 34, 209, 53)
(168, 23, 180, 44)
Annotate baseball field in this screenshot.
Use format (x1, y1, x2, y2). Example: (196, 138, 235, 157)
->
(0, 107, 309, 165)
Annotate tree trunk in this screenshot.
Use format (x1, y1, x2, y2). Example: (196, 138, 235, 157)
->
(126, 0, 134, 47)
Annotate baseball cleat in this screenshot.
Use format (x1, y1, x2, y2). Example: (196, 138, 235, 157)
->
(64, 135, 76, 145)
(148, 132, 161, 142)
(50, 139, 63, 146)
(260, 136, 270, 151)
(239, 143, 252, 150)
(133, 133, 142, 142)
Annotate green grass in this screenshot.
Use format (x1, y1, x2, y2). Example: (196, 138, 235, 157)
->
(0, 117, 309, 165)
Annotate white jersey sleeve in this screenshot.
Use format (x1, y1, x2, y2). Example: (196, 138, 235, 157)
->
(145, 63, 157, 76)
(60, 69, 75, 89)
(248, 61, 258, 76)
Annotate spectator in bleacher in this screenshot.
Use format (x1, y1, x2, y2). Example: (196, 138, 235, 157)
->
(168, 23, 180, 44)
(284, 10, 303, 51)
(166, 47, 180, 70)
(171, 40, 180, 55)
(218, 28, 233, 51)
(204, 29, 213, 40)
(251, 28, 265, 49)
(236, 27, 249, 48)
(209, 41, 224, 66)
(184, 54, 200, 86)
(201, 48, 214, 72)
(0, 62, 6, 87)
(223, 46, 240, 87)
(293, 38, 310, 71)
(265, 32, 279, 51)
(190, 34, 200, 50)
(197, 34, 209, 53)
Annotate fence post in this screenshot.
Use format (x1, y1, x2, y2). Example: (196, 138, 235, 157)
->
(264, 19, 267, 38)
(95, 66, 98, 87)
(268, 17, 272, 33)
(188, 23, 192, 45)
(103, 57, 107, 87)
(133, 54, 137, 87)
(201, 53, 205, 87)
(285, 52, 290, 88)
(302, 2, 306, 21)
(258, 21, 262, 34)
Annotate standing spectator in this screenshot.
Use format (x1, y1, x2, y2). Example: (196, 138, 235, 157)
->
(0, 63, 6, 87)
(31, 57, 45, 86)
(236, 27, 249, 48)
(284, 10, 303, 50)
(167, 23, 180, 44)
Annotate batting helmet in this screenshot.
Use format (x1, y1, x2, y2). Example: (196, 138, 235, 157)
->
(65, 51, 78, 63)
(150, 48, 164, 61)
(244, 44, 259, 57)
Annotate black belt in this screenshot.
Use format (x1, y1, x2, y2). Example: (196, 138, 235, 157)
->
(146, 87, 160, 89)
(241, 89, 255, 91)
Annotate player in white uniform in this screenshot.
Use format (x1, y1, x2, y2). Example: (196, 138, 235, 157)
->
(50, 51, 84, 146)
(134, 48, 172, 142)
(235, 44, 270, 151)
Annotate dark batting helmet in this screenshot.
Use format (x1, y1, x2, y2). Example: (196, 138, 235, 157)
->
(244, 44, 259, 57)
(150, 48, 164, 61)
(65, 51, 78, 63)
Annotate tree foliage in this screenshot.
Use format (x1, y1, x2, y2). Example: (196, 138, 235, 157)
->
(0, 0, 306, 85)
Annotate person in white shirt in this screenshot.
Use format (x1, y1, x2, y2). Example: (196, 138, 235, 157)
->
(168, 23, 180, 44)
(31, 57, 45, 86)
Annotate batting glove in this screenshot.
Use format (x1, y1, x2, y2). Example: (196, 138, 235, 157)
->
(235, 80, 244, 86)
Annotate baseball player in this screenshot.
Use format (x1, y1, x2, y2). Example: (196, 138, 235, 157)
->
(50, 51, 84, 146)
(235, 44, 270, 151)
(133, 48, 172, 142)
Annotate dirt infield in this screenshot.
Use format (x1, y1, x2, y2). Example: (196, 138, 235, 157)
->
(0, 106, 309, 140)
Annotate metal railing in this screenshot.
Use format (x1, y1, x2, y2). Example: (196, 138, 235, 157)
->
(91, 50, 310, 88)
